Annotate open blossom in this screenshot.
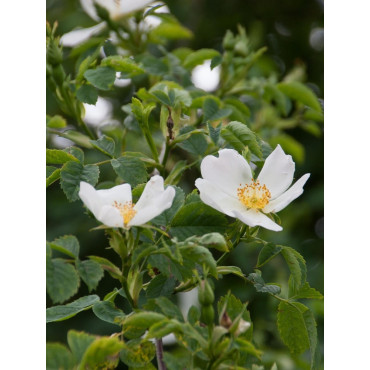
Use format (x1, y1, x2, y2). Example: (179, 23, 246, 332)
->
(61, 0, 155, 47)
(79, 175, 175, 229)
(195, 145, 310, 232)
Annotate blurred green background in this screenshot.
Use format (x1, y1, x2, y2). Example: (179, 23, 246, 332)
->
(47, 0, 323, 368)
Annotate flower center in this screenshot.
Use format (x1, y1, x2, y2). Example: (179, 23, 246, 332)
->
(113, 201, 136, 226)
(237, 179, 271, 210)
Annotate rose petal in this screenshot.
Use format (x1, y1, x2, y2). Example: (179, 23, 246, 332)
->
(60, 23, 106, 47)
(130, 175, 175, 226)
(232, 209, 282, 232)
(195, 178, 245, 216)
(200, 149, 253, 198)
(97, 205, 123, 228)
(263, 174, 310, 213)
(257, 145, 295, 199)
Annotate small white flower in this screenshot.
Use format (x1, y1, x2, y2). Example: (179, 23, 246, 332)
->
(195, 145, 310, 232)
(79, 175, 175, 228)
(61, 0, 155, 47)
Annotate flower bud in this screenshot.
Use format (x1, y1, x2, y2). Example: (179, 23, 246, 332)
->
(223, 30, 235, 50)
(234, 318, 251, 337)
(201, 304, 214, 326)
(220, 311, 232, 329)
(198, 279, 214, 306)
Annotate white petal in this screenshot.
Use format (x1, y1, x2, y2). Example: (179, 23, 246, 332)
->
(97, 205, 123, 228)
(80, 0, 100, 21)
(233, 209, 282, 232)
(60, 23, 106, 47)
(130, 176, 175, 226)
(79, 182, 132, 226)
(95, 183, 132, 205)
(195, 178, 245, 216)
(79, 181, 102, 216)
(200, 149, 253, 198)
(118, 0, 154, 16)
(257, 145, 295, 199)
(263, 174, 310, 213)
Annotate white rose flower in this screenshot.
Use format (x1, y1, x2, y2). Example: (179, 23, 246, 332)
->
(79, 175, 175, 229)
(195, 145, 310, 231)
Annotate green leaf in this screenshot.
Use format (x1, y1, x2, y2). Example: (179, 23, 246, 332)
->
(217, 266, 245, 279)
(67, 330, 95, 364)
(46, 148, 78, 165)
(88, 256, 122, 280)
(50, 235, 80, 258)
(46, 343, 75, 370)
(303, 308, 320, 369)
(46, 258, 80, 304)
(60, 162, 99, 202)
(164, 160, 188, 185)
(170, 201, 227, 241)
(281, 246, 307, 296)
(122, 311, 166, 332)
(177, 126, 208, 156)
(151, 21, 193, 40)
(291, 282, 323, 300)
(63, 146, 84, 163)
(111, 156, 148, 188)
(210, 54, 222, 70)
(277, 301, 310, 354)
(234, 338, 262, 359)
(90, 135, 115, 158)
(79, 336, 124, 369)
(203, 97, 232, 122)
(197, 232, 228, 252)
(46, 295, 100, 323)
(146, 274, 176, 298)
(256, 243, 282, 268)
(101, 56, 144, 75)
(76, 259, 104, 292)
(120, 339, 156, 368)
(146, 297, 184, 322)
(92, 301, 125, 325)
(47, 114, 67, 128)
(84, 66, 116, 90)
(247, 272, 281, 294)
(76, 84, 98, 105)
(183, 48, 221, 69)
(151, 89, 173, 107)
(180, 244, 218, 278)
(59, 130, 93, 149)
(208, 122, 222, 145)
(151, 186, 185, 226)
(146, 318, 182, 339)
(46, 166, 61, 187)
(278, 81, 322, 113)
(221, 121, 262, 158)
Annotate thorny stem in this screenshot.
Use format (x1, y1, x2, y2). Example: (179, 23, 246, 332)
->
(155, 338, 167, 370)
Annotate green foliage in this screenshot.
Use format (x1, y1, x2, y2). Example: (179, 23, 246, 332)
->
(111, 156, 148, 187)
(47, 5, 323, 368)
(221, 121, 263, 158)
(46, 258, 80, 304)
(170, 201, 227, 240)
(76, 259, 104, 292)
(46, 295, 100, 322)
(60, 162, 99, 201)
(84, 66, 116, 90)
(76, 84, 98, 105)
(46, 343, 75, 370)
(92, 301, 125, 325)
(90, 135, 116, 158)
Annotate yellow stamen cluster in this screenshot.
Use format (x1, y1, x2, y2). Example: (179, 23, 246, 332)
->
(113, 201, 136, 226)
(237, 179, 271, 210)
